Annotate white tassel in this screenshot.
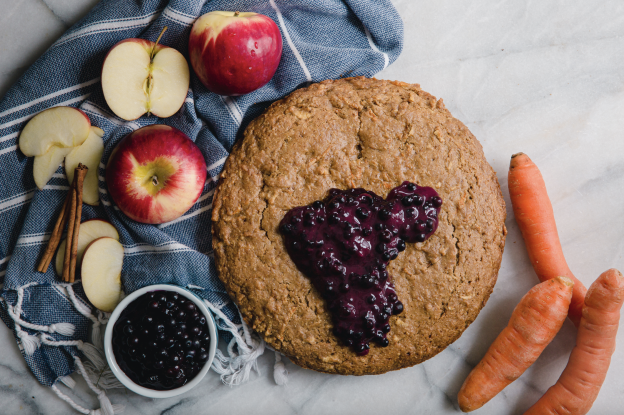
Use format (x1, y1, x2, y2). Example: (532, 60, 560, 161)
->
(17, 329, 40, 355)
(95, 391, 115, 415)
(60, 375, 76, 389)
(273, 351, 289, 386)
(49, 323, 75, 336)
(79, 342, 106, 368)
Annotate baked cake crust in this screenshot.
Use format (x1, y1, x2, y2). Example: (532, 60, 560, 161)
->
(212, 77, 507, 375)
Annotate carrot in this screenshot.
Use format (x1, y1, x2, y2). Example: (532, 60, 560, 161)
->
(523, 268, 624, 415)
(458, 276, 574, 412)
(508, 152, 587, 327)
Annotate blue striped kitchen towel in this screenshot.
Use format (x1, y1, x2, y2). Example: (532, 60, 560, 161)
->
(0, 0, 402, 411)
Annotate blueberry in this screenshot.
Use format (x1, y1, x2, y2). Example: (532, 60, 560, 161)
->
(142, 315, 154, 325)
(355, 343, 367, 354)
(374, 223, 383, 231)
(379, 338, 390, 347)
(426, 218, 435, 231)
(196, 316, 206, 326)
(148, 301, 159, 310)
(328, 202, 338, 210)
(153, 360, 164, 369)
(339, 283, 350, 293)
(397, 240, 406, 252)
(198, 353, 208, 361)
(313, 201, 324, 210)
(123, 325, 134, 335)
(393, 301, 404, 314)
(382, 252, 391, 261)
(401, 196, 414, 206)
(291, 216, 302, 224)
(316, 216, 325, 223)
(376, 243, 387, 254)
(431, 196, 442, 207)
(415, 233, 426, 242)
(379, 209, 391, 220)
(406, 183, 417, 191)
(366, 294, 376, 304)
(165, 366, 180, 378)
(191, 326, 201, 336)
(413, 195, 424, 206)
(362, 227, 372, 236)
(356, 207, 369, 219)
(156, 324, 165, 333)
(280, 223, 293, 234)
(176, 310, 186, 320)
(166, 318, 176, 327)
(127, 337, 139, 346)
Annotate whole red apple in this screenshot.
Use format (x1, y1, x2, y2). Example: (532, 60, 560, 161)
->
(189, 11, 283, 96)
(106, 125, 207, 224)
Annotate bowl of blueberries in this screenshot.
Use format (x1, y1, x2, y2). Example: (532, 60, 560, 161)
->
(104, 284, 217, 398)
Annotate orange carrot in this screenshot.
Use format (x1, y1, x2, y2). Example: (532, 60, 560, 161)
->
(457, 276, 574, 412)
(523, 268, 624, 415)
(508, 152, 587, 327)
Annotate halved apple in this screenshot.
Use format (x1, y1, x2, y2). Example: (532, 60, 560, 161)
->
(65, 126, 105, 205)
(81, 237, 124, 312)
(19, 106, 91, 156)
(33, 146, 73, 190)
(101, 37, 190, 120)
(55, 219, 119, 276)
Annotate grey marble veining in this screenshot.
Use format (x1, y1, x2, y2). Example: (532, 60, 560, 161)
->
(1, 0, 624, 413)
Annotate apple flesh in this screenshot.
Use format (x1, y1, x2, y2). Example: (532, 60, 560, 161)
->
(101, 38, 190, 121)
(189, 11, 283, 96)
(55, 219, 119, 276)
(106, 125, 207, 224)
(19, 106, 91, 156)
(81, 237, 124, 312)
(66, 126, 105, 205)
(33, 146, 73, 190)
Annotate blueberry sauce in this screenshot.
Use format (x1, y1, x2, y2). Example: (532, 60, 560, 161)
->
(279, 181, 442, 355)
(112, 291, 210, 390)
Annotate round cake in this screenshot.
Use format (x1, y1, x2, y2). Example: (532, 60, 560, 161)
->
(211, 77, 506, 375)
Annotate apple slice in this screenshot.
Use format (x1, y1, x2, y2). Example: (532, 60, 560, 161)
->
(101, 34, 190, 121)
(55, 219, 119, 276)
(33, 146, 73, 190)
(81, 237, 124, 312)
(65, 126, 105, 205)
(19, 106, 91, 156)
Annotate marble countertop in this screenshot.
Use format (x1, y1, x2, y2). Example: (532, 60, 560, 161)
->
(1, 0, 624, 414)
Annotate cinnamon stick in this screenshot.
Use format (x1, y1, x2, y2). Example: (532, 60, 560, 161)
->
(37, 180, 73, 273)
(62, 177, 78, 283)
(68, 164, 88, 283)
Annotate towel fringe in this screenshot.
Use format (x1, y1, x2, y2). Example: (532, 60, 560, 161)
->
(203, 299, 266, 386)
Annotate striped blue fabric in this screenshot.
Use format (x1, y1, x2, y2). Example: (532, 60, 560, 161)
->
(0, 0, 403, 387)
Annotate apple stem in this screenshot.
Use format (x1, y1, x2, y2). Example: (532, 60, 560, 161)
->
(150, 26, 168, 61)
(234, 11, 240, 16)
(152, 175, 159, 186)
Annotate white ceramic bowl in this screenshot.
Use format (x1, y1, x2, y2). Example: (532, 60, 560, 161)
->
(104, 284, 217, 398)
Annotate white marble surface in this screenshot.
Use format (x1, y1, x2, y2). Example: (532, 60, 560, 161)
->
(1, 0, 624, 414)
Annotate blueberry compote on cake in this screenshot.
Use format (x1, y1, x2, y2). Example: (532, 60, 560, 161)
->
(279, 182, 442, 356)
(112, 291, 210, 390)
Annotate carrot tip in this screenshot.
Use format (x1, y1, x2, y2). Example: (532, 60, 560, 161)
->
(511, 152, 525, 159)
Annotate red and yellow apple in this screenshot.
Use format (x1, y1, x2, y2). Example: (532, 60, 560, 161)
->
(105, 125, 207, 224)
(189, 11, 282, 96)
(101, 35, 190, 121)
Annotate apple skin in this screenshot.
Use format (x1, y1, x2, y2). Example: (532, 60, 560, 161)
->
(189, 11, 283, 96)
(106, 125, 207, 224)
